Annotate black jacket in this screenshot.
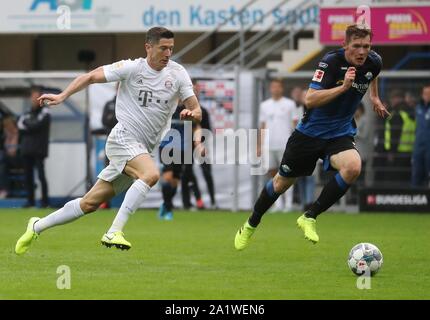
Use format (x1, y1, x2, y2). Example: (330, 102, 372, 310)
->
(201, 106, 211, 131)
(102, 96, 117, 135)
(18, 106, 51, 158)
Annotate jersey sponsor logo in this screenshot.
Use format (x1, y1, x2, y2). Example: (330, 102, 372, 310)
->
(281, 164, 292, 173)
(341, 66, 348, 70)
(138, 90, 153, 107)
(138, 90, 168, 107)
(351, 82, 369, 94)
(318, 62, 328, 68)
(365, 72, 373, 80)
(312, 69, 324, 82)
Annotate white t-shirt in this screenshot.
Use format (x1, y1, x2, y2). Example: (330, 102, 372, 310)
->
(259, 97, 298, 151)
(103, 58, 194, 152)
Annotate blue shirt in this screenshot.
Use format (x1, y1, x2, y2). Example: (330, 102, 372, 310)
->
(160, 105, 192, 151)
(414, 100, 430, 149)
(297, 48, 382, 139)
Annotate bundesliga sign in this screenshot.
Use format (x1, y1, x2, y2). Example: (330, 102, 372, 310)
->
(359, 188, 430, 212)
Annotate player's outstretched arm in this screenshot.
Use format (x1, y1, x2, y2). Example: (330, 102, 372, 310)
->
(181, 95, 202, 123)
(305, 67, 356, 109)
(37, 66, 107, 107)
(369, 77, 390, 118)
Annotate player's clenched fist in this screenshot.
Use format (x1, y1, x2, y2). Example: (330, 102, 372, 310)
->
(342, 67, 356, 90)
(180, 109, 196, 121)
(37, 93, 65, 107)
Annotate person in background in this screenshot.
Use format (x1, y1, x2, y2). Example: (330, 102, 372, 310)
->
(0, 101, 19, 199)
(102, 85, 118, 136)
(158, 101, 204, 219)
(98, 86, 119, 209)
(185, 80, 217, 209)
(0, 103, 12, 198)
(257, 79, 297, 212)
(411, 84, 430, 187)
(383, 89, 415, 185)
(295, 88, 316, 211)
(18, 85, 51, 208)
(290, 86, 303, 109)
(354, 103, 371, 186)
(405, 91, 418, 110)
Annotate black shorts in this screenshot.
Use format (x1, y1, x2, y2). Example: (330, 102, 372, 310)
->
(159, 147, 184, 179)
(279, 130, 358, 178)
(162, 163, 183, 179)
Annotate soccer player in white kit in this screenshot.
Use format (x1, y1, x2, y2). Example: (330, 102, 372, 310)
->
(15, 27, 202, 253)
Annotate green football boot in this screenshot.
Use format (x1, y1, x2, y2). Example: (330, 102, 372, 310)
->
(15, 217, 40, 255)
(101, 231, 132, 250)
(297, 214, 319, 244)
(234, 220, 256, 251)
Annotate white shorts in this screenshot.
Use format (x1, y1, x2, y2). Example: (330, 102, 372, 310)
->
(268, 150, 284, 170)
(98, 123, 149, 194)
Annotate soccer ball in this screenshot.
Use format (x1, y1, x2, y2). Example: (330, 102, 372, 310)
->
(347, 243, 383, 276)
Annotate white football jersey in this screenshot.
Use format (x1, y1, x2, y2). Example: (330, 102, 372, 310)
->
(259, 97, 298, 151)
(103, 58, 194, 152)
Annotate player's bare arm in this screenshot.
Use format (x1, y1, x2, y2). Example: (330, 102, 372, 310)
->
(305, 67, 356, 108)
(369, 76, 390, 118)
(37, 66, 107, 106)
(181, 95, 202, 122)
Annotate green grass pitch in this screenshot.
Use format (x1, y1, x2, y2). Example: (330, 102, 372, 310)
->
(1, 209, 429, 300)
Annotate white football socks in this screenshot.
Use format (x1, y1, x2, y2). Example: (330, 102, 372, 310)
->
(33, 198, 84, 234)
(107, 179, 150, 234)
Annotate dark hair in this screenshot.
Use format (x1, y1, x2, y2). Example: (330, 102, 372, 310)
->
(30, 85, 43, 93)
(145, 27, 174, 44)
(345, 24, 373, 43)
(389, 89, 404, 100)
(270, 78, 284, 86)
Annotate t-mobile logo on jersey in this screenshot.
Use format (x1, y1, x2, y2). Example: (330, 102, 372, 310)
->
(138, 90, 168, 107)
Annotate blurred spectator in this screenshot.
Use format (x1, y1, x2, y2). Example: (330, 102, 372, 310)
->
(405, 91, 418, 109)
(354, 103, 371, 173)
(17, 85, 51, 208)
(258, 79, 297, 212)
(0, 111, 7, 198)
(180, 104, 204, 210)
(412, 84, 430, 187)
(383, 89, 416, 185)
(97, 93, 117, 209)
(189, 81, 217, 209)
(0, 101, 17, 198)
(102, 86, 118, 136)
(290, 86, 303, 108)
(158, 102, 204, 220)
(3, 116, 19, 158)
(295, 88, 315, 210)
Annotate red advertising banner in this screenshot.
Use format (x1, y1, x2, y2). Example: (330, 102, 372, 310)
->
(320, 6, 430, 45)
